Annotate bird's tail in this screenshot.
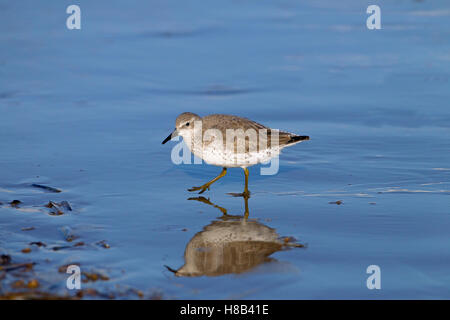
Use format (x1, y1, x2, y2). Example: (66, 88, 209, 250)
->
(287, 135, 310, 144)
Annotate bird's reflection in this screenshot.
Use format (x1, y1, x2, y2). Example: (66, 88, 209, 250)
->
(165, 196, 304, 277)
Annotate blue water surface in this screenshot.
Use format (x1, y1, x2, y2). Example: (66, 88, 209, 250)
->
(0, 0, 449, 299)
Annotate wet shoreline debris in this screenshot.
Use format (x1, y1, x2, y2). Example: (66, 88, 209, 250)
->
(45, 201, 72, 216)
(10, 200, 21, 207)
(31, 184, 62, 193)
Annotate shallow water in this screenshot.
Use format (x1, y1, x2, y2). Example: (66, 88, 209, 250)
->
(1, 0, 449, 299)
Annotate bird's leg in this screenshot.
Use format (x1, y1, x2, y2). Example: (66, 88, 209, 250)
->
(188, 168, 227, 194)
(227, 167, 251, 198)
(242, 167, 251, 198)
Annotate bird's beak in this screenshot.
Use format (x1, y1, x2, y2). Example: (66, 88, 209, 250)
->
(162, 129, 178, 144)
(164, 265, 178, 275)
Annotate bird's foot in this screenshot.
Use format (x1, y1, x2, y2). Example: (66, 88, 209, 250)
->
(227, 190, 251, 199)
(188, 184, 210, 194)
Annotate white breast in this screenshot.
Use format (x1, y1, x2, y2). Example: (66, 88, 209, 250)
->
(182, 131, 282, 167)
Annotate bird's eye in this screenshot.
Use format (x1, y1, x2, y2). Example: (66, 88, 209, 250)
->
(186, 122, 190, 127)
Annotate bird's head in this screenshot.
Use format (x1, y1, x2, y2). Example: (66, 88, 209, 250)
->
(162, 112, 201, 144)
